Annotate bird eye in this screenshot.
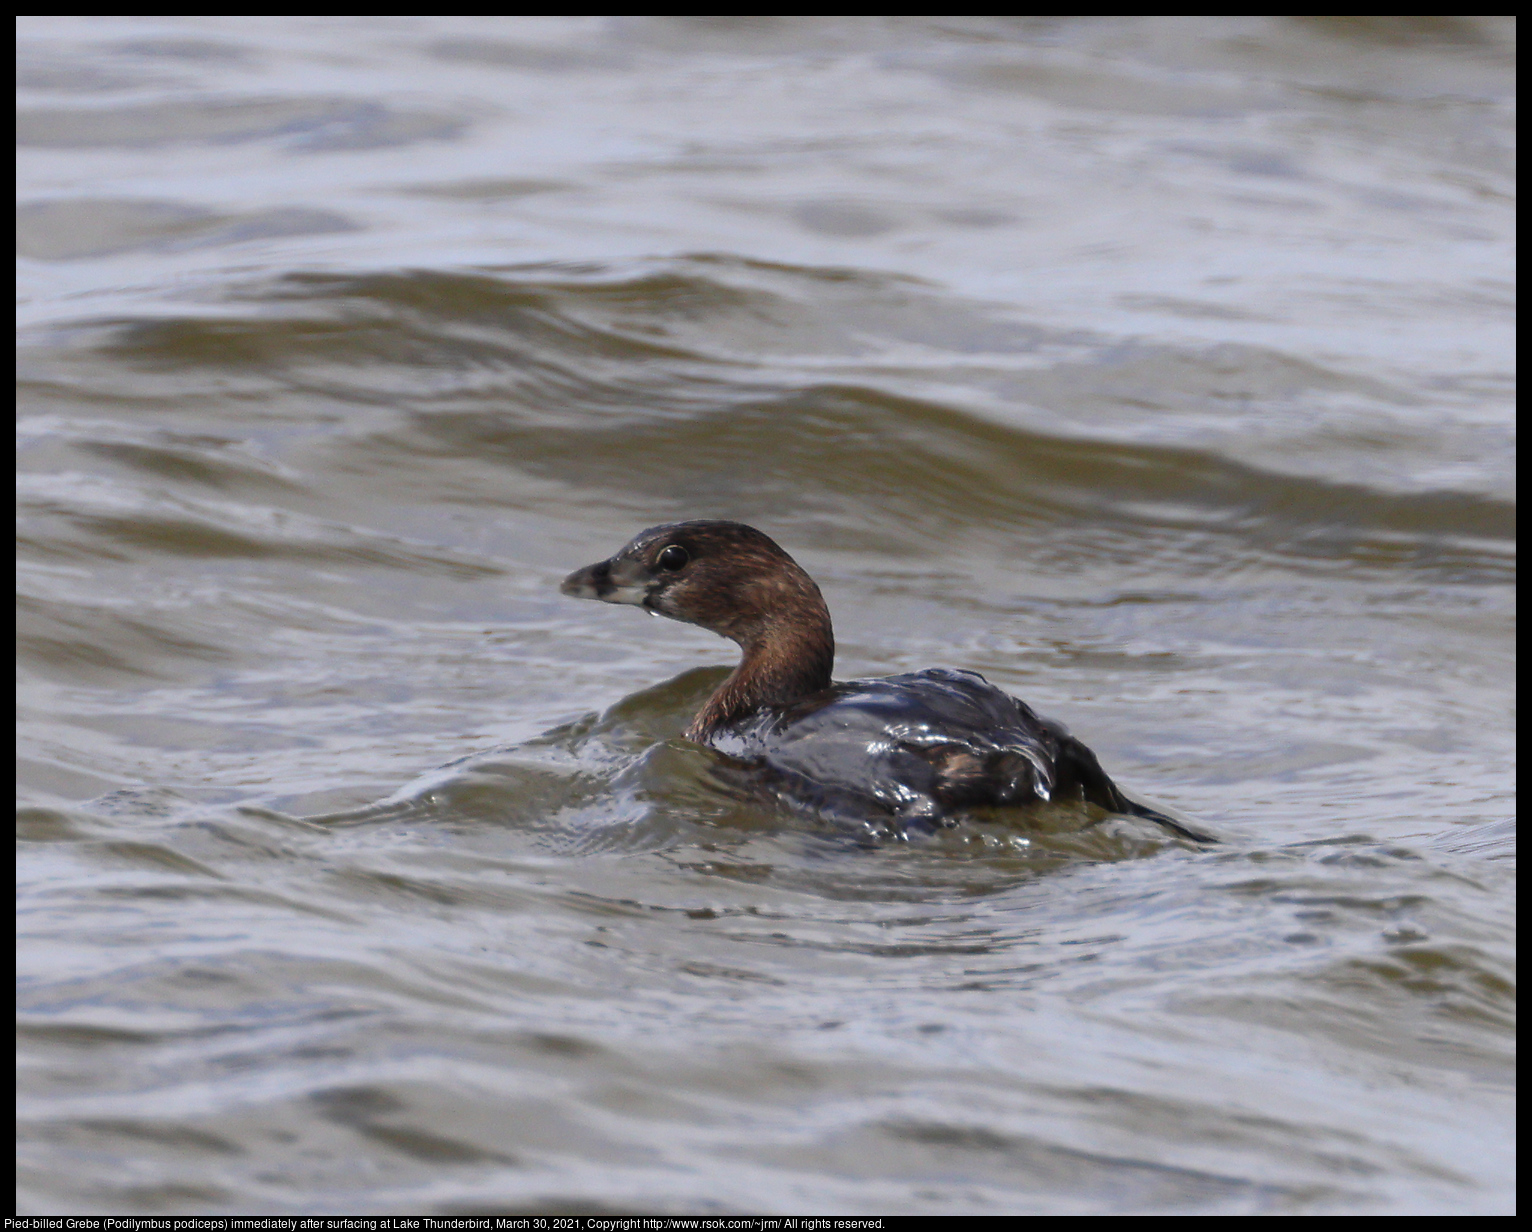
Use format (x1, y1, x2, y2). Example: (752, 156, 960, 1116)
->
(657, 544, 689, 572)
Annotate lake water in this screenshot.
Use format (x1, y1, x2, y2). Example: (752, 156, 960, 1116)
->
(16, 16, 1515, 1215)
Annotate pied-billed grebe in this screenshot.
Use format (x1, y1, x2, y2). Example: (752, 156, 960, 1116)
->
(561, 520, 1212, 842)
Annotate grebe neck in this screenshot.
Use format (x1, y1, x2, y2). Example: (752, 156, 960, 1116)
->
(684, 602, 834, 742)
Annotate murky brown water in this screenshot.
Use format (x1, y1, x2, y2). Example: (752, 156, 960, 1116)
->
(17, 16, 1514, 1216)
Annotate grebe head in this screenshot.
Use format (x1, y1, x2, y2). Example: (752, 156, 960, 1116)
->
(561, 520, 835, 737)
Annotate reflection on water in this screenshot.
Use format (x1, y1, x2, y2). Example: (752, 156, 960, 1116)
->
(17, 16, 1514, 1216)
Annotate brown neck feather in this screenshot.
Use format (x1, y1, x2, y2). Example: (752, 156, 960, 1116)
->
(684, 607, 834, 742)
